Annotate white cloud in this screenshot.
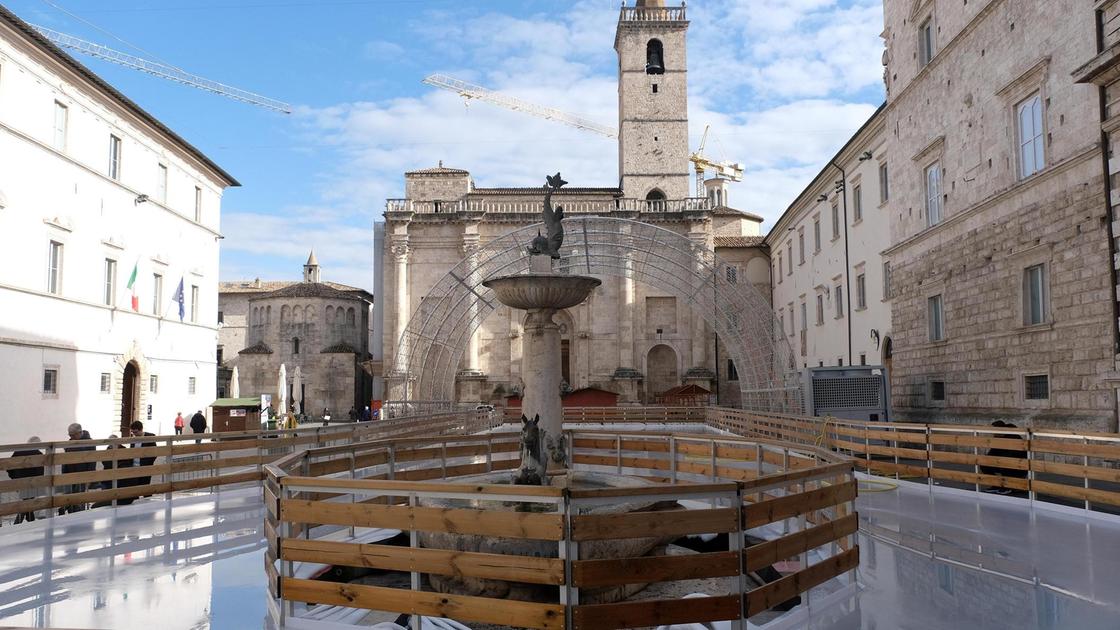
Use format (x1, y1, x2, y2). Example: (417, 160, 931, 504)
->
(222, 0, 886, 291)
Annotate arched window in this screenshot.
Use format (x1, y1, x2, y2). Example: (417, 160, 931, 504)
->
(646, 189, 666, 200)
(326, 306, 334, 325)
(266, 305, 271, 324)
(347, 307, 356, 326)
(645, 189, 666, 212)
(281, 305, 289, 324)
(646, 39, 665, 75)
(293, 305, 303, 324)
(292, 337, 300, 354)
(252, 307, 259, 326)
(306, 305, 316, 323)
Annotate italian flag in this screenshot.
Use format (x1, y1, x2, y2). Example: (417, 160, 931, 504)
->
(126, 261, 139, 311)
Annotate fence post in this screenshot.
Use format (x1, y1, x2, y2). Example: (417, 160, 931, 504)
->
(617, 435, 623, 476)
(409, 492, 421, 630)
(973, 430, 980, 493)
(560, 492, 573, 630)
(45, 444, 56, 517)
(669, 436, 677, 483)
(164, 437, 175, 500)
(731, 484, 746, 630)
(1083, 436, 1091, 512)
(1026, 429, 1035, 505)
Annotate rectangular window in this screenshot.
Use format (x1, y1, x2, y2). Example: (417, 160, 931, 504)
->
(218, 310, 224, 324)
(1018, 93, 1044, 179)
(100, 372, 111, 393)
(930, 380, 946, 402)
(217, 346, 224, 365)
(800, 302, 807, 331)
(853, 184, 863, 223)
(109, 134, 122, 180)
(835, 285, 844, 319)
(838, 357, 844, 367)
(1025, 374, 1049, 400)
(928, 294, 944, 341)
(879, 162, 889, 203)
(726, 359, 739, 381)
(779, 312, 785, 337)
(157, 164, 168, 203)
(103, 258, 117, 306)
(798, 231, 805, 264)
(150, 374, 159, 393)
(883, 262, 892, 300)
(190, 285, 199, 322)
(194, 186, 203, 222)
(788, 305, 794, 336)
(831, 202, 840, 239)
(859, 352, 867, 366)
(53, 101, 68, 150)
(919, 19, 935, 67)
(152, 273, 163, 316)
(47, 240, 63, 294)
(778, 253, 783, 282)
(188, 376, 197, 395)
(813, 217, 821, 251)
(726, 265, 737, 284)
(816, 294, 824, 325)
(857, 273, 867, 309)
(925, 162, 942, 226)
(1024, 264, 1047, 325)
(786, 242, 793, 275)
(43, 367, 58, 395)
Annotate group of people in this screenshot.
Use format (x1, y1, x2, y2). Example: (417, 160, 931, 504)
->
(173, 410, 208, 435)
(7, 419, 174, 524)
(347, 406, 376, 422)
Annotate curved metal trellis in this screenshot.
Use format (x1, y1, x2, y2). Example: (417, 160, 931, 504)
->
(388, 217, 802, 414)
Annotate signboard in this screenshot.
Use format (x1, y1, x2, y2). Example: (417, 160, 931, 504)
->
(371, 399, 382, 411)
(230, 409, 246, 417)
(147, 404, 152, 422)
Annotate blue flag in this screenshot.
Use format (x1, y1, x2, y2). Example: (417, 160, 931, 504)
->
(173, 278, 185, 321)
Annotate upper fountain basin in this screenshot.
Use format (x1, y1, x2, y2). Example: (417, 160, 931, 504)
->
(483, 274, 601, 310)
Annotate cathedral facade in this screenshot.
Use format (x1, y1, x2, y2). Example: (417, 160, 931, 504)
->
(376, 1, 769, 407)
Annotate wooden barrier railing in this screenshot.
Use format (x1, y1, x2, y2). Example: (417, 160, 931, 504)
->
(0, 410, 500, 521)
(704, 407, 1120, 510)
(504, 406, 709, 425)
(263, 430, 857, 630)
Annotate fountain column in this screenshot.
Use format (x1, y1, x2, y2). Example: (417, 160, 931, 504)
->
(520, 308, 563, 442)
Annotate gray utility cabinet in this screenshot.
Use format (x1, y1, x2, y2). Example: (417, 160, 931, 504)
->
(802, 366, 891, 422)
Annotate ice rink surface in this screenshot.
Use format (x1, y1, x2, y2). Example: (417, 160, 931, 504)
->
(0, 478, 1117, 629)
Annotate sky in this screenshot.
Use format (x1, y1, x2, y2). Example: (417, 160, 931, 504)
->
(7, 0, 886, 291)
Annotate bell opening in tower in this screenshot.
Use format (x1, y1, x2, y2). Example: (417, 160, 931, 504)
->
(646, 39, 665, 75)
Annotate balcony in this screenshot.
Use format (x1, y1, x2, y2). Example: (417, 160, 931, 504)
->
(384, 197, 711, 215)
(619, 4, 686, 22)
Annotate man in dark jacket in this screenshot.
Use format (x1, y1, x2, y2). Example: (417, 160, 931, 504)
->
(129, 421, 157, 490)
(9, 436, 44, 523)
(60, 423, 96, 515)
(190, 410, 207, 443)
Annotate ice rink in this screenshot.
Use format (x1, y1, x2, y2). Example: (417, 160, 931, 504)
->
(0, 478, 1116, 629)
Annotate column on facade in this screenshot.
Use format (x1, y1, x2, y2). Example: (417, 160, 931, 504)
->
(618, 263, 636, 371)
(459, 237, 483, 375)
(391, 239, 410, 360)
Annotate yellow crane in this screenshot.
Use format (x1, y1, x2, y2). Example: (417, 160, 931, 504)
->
(423, 74, 743, 197)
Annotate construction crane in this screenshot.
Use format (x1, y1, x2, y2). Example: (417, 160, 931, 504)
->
(423, 74, 615, 139)
(422, 74, 743, 197)
(689, 124, 744, 197)
(31, 25, 292, 114)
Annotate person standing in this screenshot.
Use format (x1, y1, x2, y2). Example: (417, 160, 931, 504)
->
(348, 407, 357, 422)
(174, 412, 185, 435)
(9, 437, 44, 524)
(129, 421, 158, 493)
(190, 409, 207, 443)
(60, 423, 95, 515)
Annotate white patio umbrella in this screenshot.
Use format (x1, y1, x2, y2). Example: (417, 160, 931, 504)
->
(292, 365, 303, 416)
(230, 365, 240, 399)
(277, 363, 288, 416)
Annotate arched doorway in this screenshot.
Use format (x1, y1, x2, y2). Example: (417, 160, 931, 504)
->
(120, 360, 139, 433)
(882, 336, 893, 378)
(645, 344, 678, 403)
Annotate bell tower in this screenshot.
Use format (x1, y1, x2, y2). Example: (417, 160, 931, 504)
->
(615, 0, 691, 200)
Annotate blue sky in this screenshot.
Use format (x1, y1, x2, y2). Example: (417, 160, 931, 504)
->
(8, 0, 885, 290)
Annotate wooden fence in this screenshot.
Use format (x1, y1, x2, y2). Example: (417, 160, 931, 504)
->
(263, 430, 857, 630)
(0, 409, 499, 521)
(704, 407, 1120, 510)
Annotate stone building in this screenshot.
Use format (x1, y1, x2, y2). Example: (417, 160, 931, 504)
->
(0, 6, 236, 442)
(767, 106, 893, 373)
(377, 1, 770, 407)
(880, 0, 1116, 430)
(219, 253, 374, 417)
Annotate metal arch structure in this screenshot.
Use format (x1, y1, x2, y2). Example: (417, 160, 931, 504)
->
(387, 217, 802, 415)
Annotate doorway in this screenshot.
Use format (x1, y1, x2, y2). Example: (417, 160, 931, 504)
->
(120, 361, 139, 433)
(645, 344, 679, 403)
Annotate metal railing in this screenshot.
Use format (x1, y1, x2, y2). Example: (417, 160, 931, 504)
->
(384, 197, 712, 215)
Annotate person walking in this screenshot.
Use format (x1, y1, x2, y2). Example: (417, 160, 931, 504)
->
(190, 409, 207, 444)
(348, 407, 357, 423)
(60, 423, 95, 515)
(174, 412, 185, 435)
(129, 421, 158, 491)
(9, 437, 44, 524)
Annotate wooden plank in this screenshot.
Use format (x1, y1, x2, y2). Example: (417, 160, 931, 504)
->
(172, 454, 261, 474)
(281, 476, 563, 497)
(740, 462, 852, 492)
(856, 460, 929, 478)
(280, 500, 564, 540)
(52, 445, 167, 465)
(745, 548, 858, 617)
(572, 551, 739, 587)
(263, 483, 279, 520)
(929, 450, 1029, 471)
(572, 594, 740, 630)
(1032, 459, 1120, 484)
(568, 482, 737, 500)
(280, 577, 564, 630)
(1032, 480, 1120, 507)
(280, 538, 564, 585)
(1030, 439, 1120, 459)
(172, 470, 262, 492)
(926, 434, 1027, 450)
(264, 553, 280, 598)
(264, 517, 279, 560)
(745, 513, 857, 572)
(744, 481, 857, 529)
(571, 508, 738, 541)
(927, 467, 1029, 491)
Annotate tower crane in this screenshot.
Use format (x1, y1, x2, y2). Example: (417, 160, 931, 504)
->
(422, 74, 614, 138)
(689, 124, 744, 197)
(422, 74, 743, 197)
(31, 25, 292, 114)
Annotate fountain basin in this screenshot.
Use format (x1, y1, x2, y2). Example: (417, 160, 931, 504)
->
(482, 274, 601, 310)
